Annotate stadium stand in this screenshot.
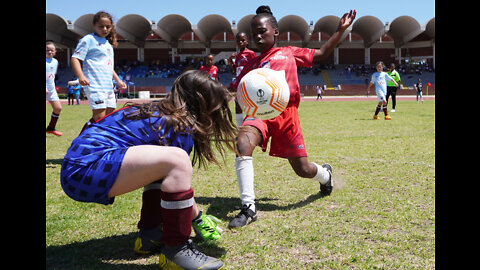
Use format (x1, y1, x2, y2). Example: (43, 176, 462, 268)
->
(47, 12, 434, 97)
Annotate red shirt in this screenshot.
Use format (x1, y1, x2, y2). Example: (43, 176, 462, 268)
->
(234, 48, 257, 76)
(199, 65, 218, 80)
(233, 46, 315, 107)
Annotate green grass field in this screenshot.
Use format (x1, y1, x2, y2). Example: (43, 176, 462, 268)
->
(46, 99, 435, 269)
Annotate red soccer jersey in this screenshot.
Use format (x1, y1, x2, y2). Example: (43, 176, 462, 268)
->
(234, 48, 257, 77)
(233, 46, 315, 107)
(199, 65, 219, 80)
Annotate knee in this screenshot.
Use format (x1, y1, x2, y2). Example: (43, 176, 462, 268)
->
(162, 148, 193, 192)
(53, 106, 62, 115)
(236, 126, 261, 156)
(169, 148, 193, 180)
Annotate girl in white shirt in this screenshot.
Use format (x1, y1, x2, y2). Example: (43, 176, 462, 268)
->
(367, 61, 398, 120)
(71, 11, 126, 133)
(46, 41, 63, 136)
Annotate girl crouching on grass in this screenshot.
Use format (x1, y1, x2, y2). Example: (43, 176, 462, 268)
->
(60, 70, 237, 270)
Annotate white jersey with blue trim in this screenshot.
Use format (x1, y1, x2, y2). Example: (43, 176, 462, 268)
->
(46, 57, 58, 91)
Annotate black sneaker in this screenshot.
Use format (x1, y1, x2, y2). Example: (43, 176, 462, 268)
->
(228, 204, 257, 228)
(320, 164, 333, 196)
(134, 226, 163, 255)
(159, 239, 224, 270)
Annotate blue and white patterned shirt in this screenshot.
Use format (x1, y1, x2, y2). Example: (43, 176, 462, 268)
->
(72, 33, 114, 92)
(46, 57, 58, 91)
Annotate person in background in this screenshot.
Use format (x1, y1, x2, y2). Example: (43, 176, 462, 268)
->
(199, 54, 219, 81)
(316, 84, 324, 101)
(46, 40, 63, 136)
(74, 83, 82, 105)
(386, 63, 402, 112)
(229, 31, 257, 126)
(415, 78, 423, 103)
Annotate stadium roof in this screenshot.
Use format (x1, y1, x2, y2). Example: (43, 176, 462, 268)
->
(46, 13, 435, 48)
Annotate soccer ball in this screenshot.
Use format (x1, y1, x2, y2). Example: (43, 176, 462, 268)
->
(237, 68, 290, 120)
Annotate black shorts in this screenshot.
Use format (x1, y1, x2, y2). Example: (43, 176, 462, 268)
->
(386, 86, 398, 95)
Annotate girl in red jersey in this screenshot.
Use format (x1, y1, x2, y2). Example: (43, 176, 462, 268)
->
(228, 5, 356, 228)
(198, 54, 219, 81)
(230, 32, 258, 126)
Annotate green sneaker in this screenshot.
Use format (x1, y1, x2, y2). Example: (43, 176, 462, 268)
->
(192, 211, 223, 240)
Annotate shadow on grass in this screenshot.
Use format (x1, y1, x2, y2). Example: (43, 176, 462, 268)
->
(46, 232, 226, 269)
(196, 192, 326, 220)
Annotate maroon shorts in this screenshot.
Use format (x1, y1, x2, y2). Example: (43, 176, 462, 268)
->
(242, 105, 307, 158)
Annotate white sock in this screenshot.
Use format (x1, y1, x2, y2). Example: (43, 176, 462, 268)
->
(312, 162, 330, 185)
(235, 113, 244, 127)
(143, 181, 162, 192)
(235, 156, 255, 212)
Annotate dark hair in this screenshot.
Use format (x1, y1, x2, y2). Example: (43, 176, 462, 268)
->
(253, 5, 278, 29)
(123, 70, 237, 168)
(255, 5, 272, 15)
(93, 11, 118, 47)
(235, 31, 248, 39)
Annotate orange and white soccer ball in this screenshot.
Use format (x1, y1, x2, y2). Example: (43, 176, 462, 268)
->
(237, 68, 290, 120)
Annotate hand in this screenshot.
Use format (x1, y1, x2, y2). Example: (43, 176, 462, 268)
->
(337, 9, 356, 31)
(78, 76, 90, 86)
(117, 81, 126, 90)
(46, 88, 49, 94)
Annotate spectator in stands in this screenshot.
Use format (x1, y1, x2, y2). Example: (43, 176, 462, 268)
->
(198, 54, 219, 81)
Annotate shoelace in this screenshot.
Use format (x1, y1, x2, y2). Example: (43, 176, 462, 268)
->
(181, 240, 209, 262)
(235, 204, 253, 218)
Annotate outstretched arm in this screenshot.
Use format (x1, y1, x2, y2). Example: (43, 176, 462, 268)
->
(313, 9, 356, 62)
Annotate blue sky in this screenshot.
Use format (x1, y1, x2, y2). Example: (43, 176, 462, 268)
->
(46, 0, 435, 25)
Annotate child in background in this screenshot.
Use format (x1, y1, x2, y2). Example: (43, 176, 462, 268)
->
(71, 11, 126, 133)
(46, 41, 63, 136)
(229, 32, 257, 126)
(366, 61, 398, 120)
(228, 5, 356, 228)
(198, 54, 219, 81)
(60, 70, 236, 270)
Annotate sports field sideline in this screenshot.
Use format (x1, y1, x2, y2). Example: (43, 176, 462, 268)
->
(47, 95, 435, 105)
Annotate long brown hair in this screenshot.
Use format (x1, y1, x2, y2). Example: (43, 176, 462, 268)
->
(93, 11, 118, 47)
(123, 70, 238, 168)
